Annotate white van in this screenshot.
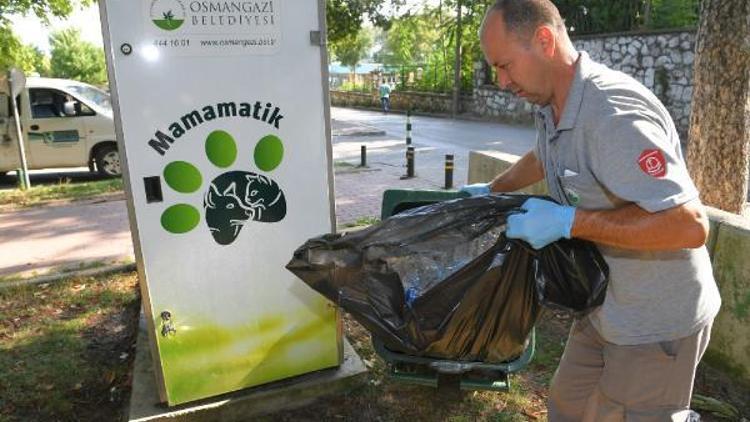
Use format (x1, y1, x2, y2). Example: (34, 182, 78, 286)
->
(0, 77, 120, 178)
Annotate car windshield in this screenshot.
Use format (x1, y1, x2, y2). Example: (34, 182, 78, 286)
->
(66, 84, 112, 110)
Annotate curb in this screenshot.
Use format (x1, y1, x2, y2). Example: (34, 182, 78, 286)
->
(332, 128, 387, 137)
(331, 121, 387, 137)
(332, 105, 535, 128)
(0, 262, 137, 290)
(0, 192, 126, 213)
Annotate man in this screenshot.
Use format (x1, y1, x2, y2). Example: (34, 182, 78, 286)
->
(462, 1, 721, 420)
(379, 79, 392, 113)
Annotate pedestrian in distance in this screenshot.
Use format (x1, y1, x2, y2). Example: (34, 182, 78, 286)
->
(461, 1, 720, 420)
(379, 79, 392, 113)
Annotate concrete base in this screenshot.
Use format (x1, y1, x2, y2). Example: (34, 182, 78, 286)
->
(127, 316, 368, 421)
(467, 151, 547, 195)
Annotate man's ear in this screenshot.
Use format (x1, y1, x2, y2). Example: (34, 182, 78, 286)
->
(534, 25, 556, 58)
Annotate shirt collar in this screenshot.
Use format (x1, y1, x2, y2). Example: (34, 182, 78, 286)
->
(538, 51, 589, 133)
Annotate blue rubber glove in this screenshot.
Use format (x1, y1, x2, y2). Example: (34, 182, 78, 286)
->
(459, 183, 491, 197)
(506, 198, 576, 250)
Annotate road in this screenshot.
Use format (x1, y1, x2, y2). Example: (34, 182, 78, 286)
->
(331, 107, 536, 188)
(0, 108, 536, 277)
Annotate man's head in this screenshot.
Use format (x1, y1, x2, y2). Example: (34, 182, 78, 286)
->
(480, 0, 571, 105)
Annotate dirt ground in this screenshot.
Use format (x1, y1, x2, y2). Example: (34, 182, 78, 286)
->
(1, 274, 747, 421)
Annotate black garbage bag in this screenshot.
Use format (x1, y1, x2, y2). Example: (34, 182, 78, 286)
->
(287, 194, 608, 363)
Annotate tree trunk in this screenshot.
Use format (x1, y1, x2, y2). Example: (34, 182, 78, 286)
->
(452, 0, 462, 118)
(686, 0, 750, 214)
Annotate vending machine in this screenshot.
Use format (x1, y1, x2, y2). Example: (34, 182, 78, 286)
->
(100, 0, 340, 405)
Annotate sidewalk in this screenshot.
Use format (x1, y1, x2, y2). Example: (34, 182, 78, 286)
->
(0, 118, 464, 278)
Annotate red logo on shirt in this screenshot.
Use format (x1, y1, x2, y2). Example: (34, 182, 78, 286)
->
(638, 149, 667, 178)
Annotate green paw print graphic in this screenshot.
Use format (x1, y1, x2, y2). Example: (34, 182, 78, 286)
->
(160, 130, 286, 245)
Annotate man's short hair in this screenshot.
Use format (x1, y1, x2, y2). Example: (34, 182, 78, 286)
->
(486, 0, 566, 41)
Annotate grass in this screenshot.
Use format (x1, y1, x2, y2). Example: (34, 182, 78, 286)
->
(0, 272, 140, 421)
(334, 160, 356, 168)
(0, 270, 746, 421)
(0, 177, 123, 208)
(341, 216, 381, 229)
(0, 260, 127, 285)
(265, 312, 555, 422)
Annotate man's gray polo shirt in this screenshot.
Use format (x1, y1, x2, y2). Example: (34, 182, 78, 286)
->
(534, 52, 721, 345)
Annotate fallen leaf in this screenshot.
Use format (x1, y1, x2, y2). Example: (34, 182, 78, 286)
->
(104, 371, 116, 384)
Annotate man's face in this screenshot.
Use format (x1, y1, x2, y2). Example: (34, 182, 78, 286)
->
(480, 11, 553, 105)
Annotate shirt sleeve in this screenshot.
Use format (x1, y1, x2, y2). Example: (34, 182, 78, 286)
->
(533, 114, 545, 168)
(590, 109, 699, 213)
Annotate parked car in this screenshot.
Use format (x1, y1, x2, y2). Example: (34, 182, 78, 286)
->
(0, 76, 120, 177)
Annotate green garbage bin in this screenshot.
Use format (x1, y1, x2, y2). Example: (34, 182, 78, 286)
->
(373, 189, 536, 392)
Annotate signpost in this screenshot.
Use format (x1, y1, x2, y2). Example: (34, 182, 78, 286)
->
(4, 69, 30, 190)
(100, 0, 340, 405)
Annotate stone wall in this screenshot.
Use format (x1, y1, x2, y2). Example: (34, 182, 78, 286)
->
(330, 90, 473, 115)
(473, 28, 696, 140)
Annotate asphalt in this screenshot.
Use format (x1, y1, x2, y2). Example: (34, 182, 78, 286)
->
(0, 107, 538, 278)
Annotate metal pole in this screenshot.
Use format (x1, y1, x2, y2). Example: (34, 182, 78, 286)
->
(406, 109, 412, 145)
(360, 145, 367, 167)
(444, 154, 454, 189)
(9, 74, 30, 190)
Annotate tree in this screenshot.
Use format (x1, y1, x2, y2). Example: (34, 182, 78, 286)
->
(0, 0, 89, 75)
(0, 0, 93, 25)
(686, 0, 750, 213)
(330, 29, 373, 73)
(19, 45, 50, 75)
(379, 12, 439, 65)
(0, 27, 50, 74)
(648, 0, 700, 29)
(326, 0, 405, 43)
(553, 0, 699, 34)
(0, 26, 23, 71)
(49, 28, 107, 85)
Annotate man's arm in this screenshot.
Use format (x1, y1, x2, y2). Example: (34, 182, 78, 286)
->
(489, 150, 545, 193)
(571, 199, 709, 250)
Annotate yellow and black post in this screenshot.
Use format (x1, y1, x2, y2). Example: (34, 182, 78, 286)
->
(403, 146, 415, 179)
(406, 109, 412, 146)
(444, 154, 454, 189)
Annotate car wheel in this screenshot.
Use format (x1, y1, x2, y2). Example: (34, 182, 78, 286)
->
(95, 145, 122, 177)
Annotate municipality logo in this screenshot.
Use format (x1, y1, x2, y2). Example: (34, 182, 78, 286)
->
(159, 130, 287, 245)
(150, 0, 186, 31)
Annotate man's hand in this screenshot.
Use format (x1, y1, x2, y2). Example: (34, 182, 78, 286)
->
(507, 198, 576, 249)
(460, 183, 491, 196)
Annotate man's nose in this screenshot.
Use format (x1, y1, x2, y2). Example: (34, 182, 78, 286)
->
(496, 69, 511, 90)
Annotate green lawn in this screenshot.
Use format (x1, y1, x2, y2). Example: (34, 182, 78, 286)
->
(0, 272, 140, 421)
(0, 178, 123, 208)
(0, 270, 745, 421)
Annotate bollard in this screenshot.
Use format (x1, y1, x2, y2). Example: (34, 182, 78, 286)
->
(360, 145, 367, 167)
(406, 109, 412, 145)
(404, 146, 415, 178)
(444, 154, 454, 190)
(400, 147, 415, 179)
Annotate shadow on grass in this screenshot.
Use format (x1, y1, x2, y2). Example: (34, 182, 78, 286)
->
(0, 273, 140, 422)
